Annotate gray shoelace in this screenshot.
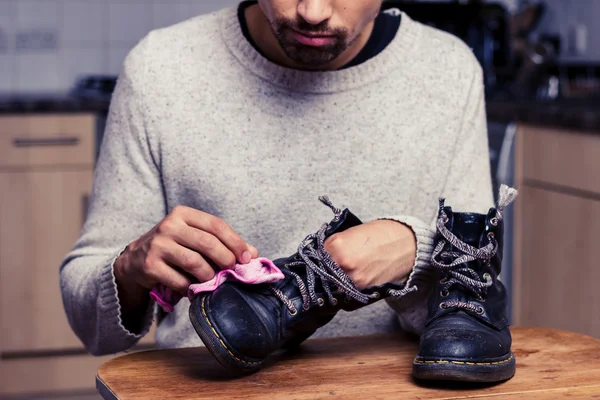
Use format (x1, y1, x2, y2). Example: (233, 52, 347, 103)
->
(432, 184, 518, 312)
(431, 205, 497, 304)
(269, 196, 377, 315)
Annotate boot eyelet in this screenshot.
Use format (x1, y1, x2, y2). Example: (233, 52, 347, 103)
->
(294, 254, 301, 261)
(440, 278, 448, 284)
(476, 306, 485, 315)
(439, 303, 447, 310)
(440, 290, 449, 297)
(490, 217, 499, 226)
(483, 273, 491, 280)
(331, 298, 338, 306)
(284, 263, 290, 268)
(317, 298, 325, 307)
(487, 232, 495, 241)
(289, 308, 298, 316)
(302, 304, 310, 311)
(372, 291, 381, 299)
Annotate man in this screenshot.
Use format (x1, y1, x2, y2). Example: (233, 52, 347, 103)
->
(60, 0, 493, 357)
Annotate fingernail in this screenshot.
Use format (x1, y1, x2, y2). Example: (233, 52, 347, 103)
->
(249, 244, 258, 255)
(241, 251, 251, 264)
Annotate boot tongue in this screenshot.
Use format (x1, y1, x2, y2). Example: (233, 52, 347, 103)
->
(447, 210, 487, 247)
(324, 208, 363, 238)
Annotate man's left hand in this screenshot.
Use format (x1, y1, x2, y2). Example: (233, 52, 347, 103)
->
(324, 220, 417, 290)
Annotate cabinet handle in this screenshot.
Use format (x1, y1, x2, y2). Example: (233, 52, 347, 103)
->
(13, 137, 80, 147)
(82, 194, 90, 225)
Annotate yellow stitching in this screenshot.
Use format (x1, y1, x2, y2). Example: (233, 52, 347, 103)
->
(201, 296, 262, 366)
(414, 354, 513, 366)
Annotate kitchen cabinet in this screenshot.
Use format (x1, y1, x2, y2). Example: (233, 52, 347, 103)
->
(0, 169, 93, 352)
(512, 124, 600, 338)
(0, 114, 155, 397)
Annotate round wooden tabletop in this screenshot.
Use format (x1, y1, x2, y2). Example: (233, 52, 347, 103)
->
(96, 327, 600, 399)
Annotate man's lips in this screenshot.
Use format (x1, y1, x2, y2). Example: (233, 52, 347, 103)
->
(291, 29, 336, 47)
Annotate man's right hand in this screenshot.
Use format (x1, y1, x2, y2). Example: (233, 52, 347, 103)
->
(113, 206, 258, 325)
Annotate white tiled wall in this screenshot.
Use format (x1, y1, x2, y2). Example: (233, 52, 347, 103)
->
(0, 0, 238, 94)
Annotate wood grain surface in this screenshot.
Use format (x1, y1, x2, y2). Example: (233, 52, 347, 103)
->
(96, 327, 600, 399)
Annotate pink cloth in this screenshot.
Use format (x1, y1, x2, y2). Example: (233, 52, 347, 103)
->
(149, 257, 284, 313)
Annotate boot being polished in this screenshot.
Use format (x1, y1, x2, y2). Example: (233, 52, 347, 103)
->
(412, 185, 518, 383)
(189, 197, 415, 374)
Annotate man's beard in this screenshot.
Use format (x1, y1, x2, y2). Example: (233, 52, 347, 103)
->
(271, 17, 350, 68)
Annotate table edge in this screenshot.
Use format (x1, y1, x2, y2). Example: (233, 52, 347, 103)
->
(96, 374, 119, 400)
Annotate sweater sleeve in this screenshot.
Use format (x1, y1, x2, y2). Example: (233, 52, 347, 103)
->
(382, 65, 494, 335)
(59, 34, 165, 356)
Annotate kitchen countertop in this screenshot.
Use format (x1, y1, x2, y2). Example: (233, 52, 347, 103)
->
(486, 97, 600, 134)
(0, 94, 111, 115)
(0, 94, 598, 133)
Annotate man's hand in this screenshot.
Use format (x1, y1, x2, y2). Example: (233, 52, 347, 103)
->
(324, 220, 416, 290)
(113, 206, 258, 328)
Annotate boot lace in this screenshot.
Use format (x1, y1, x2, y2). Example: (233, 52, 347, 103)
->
(269, 196, 413, 315)
(432, 185, 518, 314)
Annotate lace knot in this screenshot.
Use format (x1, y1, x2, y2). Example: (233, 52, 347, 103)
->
(270, 197, 374, 314)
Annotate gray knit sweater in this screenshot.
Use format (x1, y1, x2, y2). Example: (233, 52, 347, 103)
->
(59, 5, 493, 356)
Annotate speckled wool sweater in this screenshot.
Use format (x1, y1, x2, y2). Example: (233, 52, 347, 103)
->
(59, 6, 493, 356)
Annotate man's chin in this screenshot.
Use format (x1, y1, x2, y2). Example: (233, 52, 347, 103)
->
(281, 45, 343, 69)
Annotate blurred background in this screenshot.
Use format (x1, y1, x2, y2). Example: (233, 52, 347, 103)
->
(0, 0, 598, 398)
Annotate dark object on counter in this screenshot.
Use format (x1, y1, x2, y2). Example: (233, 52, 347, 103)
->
(486, 97, 600, 134)
(510, 1, 545, 38)
(189, 198, 411, 375)
(413, 185, 518, 383)
(70, 75, 118, 102)
(383, 1, 512, 93)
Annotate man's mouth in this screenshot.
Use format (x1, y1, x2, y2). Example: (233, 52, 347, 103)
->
(290, 29, 336, 47)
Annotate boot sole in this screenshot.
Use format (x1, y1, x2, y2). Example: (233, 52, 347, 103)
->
(412, 352, 515, 383)
(189, 294, 264, 375)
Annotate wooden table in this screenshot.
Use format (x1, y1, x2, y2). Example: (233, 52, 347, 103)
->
(96, 327, 600, 399)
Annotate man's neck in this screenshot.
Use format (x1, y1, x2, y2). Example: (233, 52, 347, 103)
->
(244, 4, 375, 71)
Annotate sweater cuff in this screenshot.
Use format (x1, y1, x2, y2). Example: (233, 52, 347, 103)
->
(377, 215, 437, 335)
(97, 250, 155, 345)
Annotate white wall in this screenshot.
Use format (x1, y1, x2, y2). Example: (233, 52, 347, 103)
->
(536, 0, 600, 62)
(1, 0, 598, 95)
(0, 0, 239, 94)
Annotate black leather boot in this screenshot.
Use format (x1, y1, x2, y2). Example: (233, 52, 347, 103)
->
(412, 185, 518, 383)
(189, 197, 413, 374)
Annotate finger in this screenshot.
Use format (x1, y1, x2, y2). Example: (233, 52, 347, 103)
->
(160, 238, 219, 281)
(142, 260, 192, 294)
(178, 208, 252, 264)
(175, 224, 239, 269)
(247, 244, 259, 259)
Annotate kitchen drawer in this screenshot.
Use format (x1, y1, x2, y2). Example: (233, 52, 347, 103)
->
(519, 124, 600, 194)
(0, 352, 113, 396)
(0, 114, 95, 168)
(0, 331, 157, 396)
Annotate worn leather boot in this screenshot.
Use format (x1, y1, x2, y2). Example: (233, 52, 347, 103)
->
(189, 197, 413, 374)
(412, 185, 518, 383)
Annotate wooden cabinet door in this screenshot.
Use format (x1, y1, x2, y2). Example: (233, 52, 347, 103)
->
(0, 169, 93, 352)
(516, 185, 600, 338)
